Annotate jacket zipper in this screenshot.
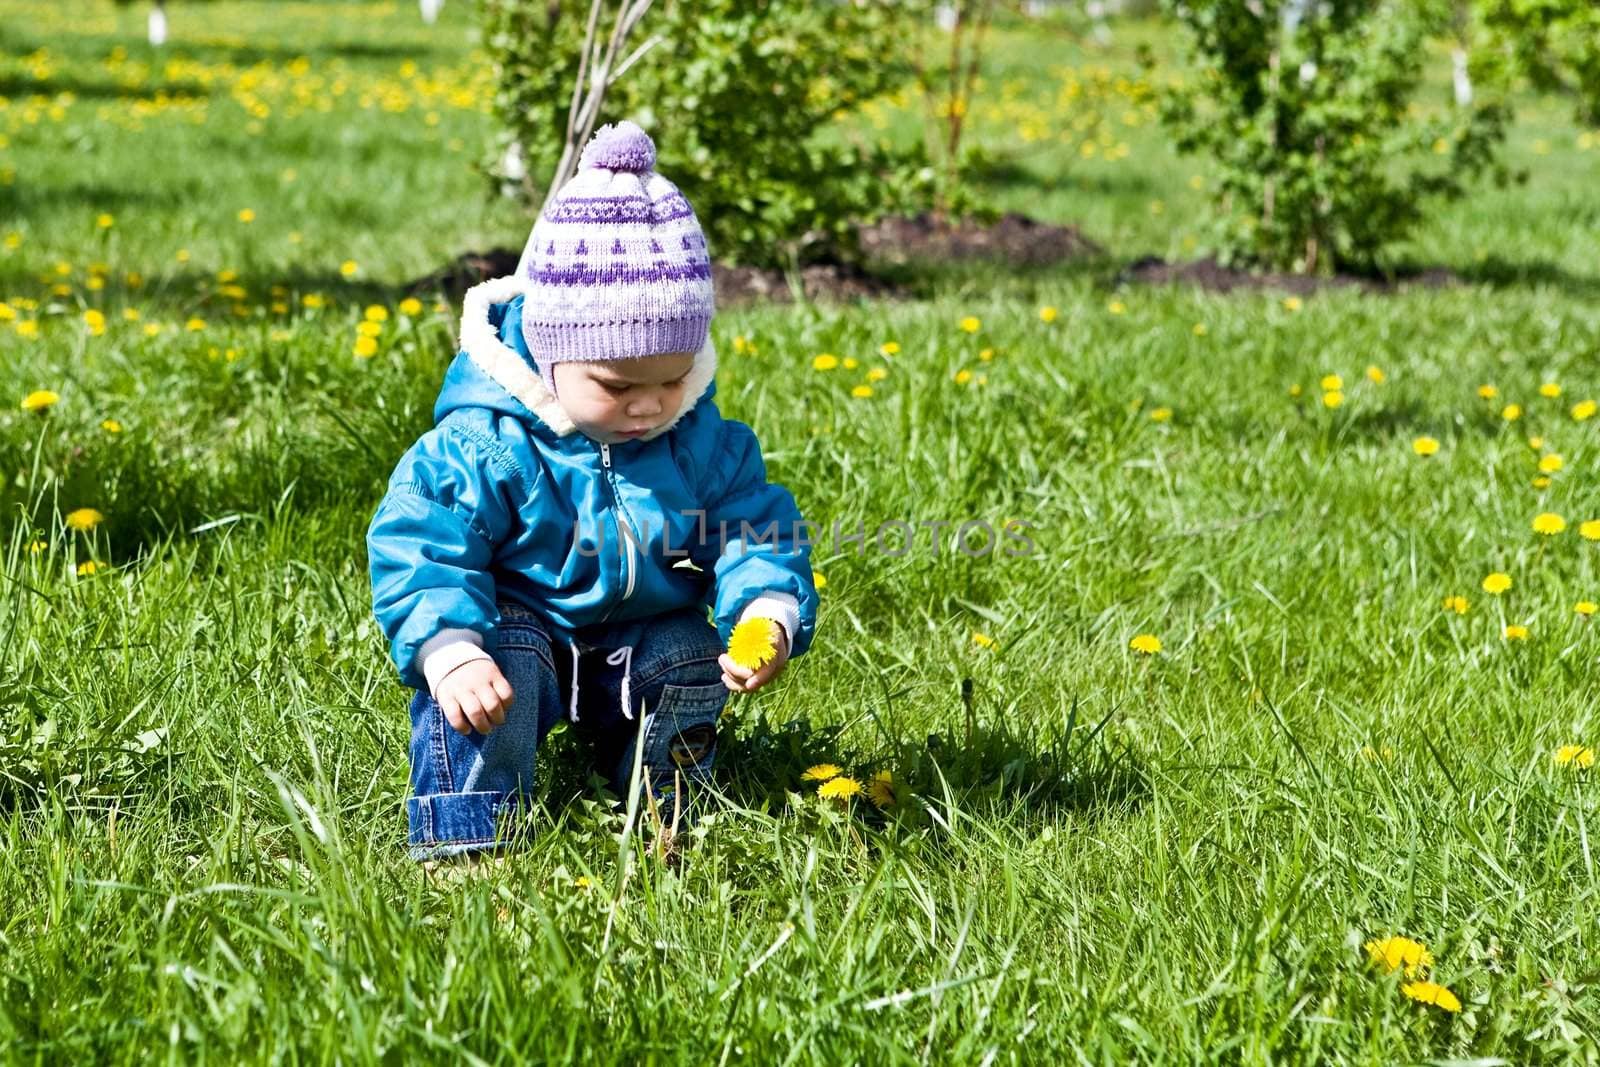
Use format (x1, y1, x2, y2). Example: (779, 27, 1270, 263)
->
(599, 442, 637, 609)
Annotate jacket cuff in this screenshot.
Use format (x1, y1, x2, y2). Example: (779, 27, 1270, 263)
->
(419, 629, 493, 696)
(737, 592, 800, 655)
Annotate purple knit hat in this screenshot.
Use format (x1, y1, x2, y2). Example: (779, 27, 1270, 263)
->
(520, 121, 715, 396)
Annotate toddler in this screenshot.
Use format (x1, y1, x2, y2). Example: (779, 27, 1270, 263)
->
(367, 122, 818, 864)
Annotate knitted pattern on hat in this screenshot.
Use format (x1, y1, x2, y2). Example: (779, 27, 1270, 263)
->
(520, 121, 715, 395)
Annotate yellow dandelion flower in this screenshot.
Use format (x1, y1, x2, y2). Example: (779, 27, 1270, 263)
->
(1504, 624, 1529, 641)
(0, 303, 12, 322)
(1129, 633, 1162, 654)
(850, 384, 873, 398)
(1282, 296, 1303, 312)
(1533, 476, 1552, 489)
(121, 308, 140, 322)
(978, 348, 995, 362)
(1365, 936, 1433, 976)
(1365, 365, 1386, 384)
(801, 763, 842, 782)
(878, 341, 900, 357)
(83, 309, 106, 333)
(302, 293, 326, 309)
(1106, 300, 1126, 315)
(1288, 383, 1302, 397)
(1192, 322, 1208, 336)
(959, 315, 981, 333)
(353, 335, 379, 358)
(866, 367, 888, 383)
(1442, 595, 1468, 615)
(76, 560, 102, 577)
(867, 770, 896, 808)
(16, 321, 39, 339)
(954, 369, 973, 385)
(727, 617, 778, 670)
(818, 776, 863, 801)
(1555, 745, 1595, 768)
(357, 320, 383, 338)
(972, 631, 997, 650)
(142, 323, 162, 337)
(364, 304, 389, 323)
(842, 357, 859, 370)
(731, 334, 748, 354)
(1319, 374, 1343, 391)
(100, 419, 122, 433)
(398, 297, 423, 316)
(1539, 382, 1561, 398)
(812, 353, 839, 371)
(1581, 520, 1600, 541)
(1572, 399, 1597, 421)
(1039, 305, 1058, 323)
(21, 389, 59, 412)
(1576, 601, 1597, 617)
(1401, 981, 1461, 1013)
(237, 208, 256, 223)
(1501, 404, 1522, 421)
(1482, 572, 1512, 594)
(27, 540, 46, 554)
(96, 213, 114, 229)
(1412, 436, 1439, 457)
(339, 260, 359, 278)
(1539, 454, 1563, 473)
(175, 248, 190, 263)
(185, 317, 206, 332)
(1322, 390, 1344, 409)
(1150, 407, 1173, 422)
(1477, 384, 1498, 399)
(1532, 512, 1566, 535)
(65, 508, 104, 532)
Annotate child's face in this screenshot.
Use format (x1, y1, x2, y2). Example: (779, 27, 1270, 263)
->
(554, 352, 697, 444)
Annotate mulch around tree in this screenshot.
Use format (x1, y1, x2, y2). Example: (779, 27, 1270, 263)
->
(407, 212, 1103, 306)
(1120, 256, 1461, 296)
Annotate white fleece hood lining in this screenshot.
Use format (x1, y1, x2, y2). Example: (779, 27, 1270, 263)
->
(457, 274, 717, 441)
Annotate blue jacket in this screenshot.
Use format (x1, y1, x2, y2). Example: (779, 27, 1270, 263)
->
(368, 276, 818, 692)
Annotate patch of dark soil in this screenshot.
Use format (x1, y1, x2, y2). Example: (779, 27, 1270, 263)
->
(710, 261, 902, 305)
(1121, 256, 1461, 295)
(858, 211, 1103, 268)
(406, 248, 521, 297)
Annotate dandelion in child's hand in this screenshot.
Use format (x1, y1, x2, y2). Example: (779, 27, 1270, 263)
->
(1412, 436, 1439, 457)
(21, 389, 59, 412)
(1532, 512, 1566, 535)
(1365, 936, 1433, 976)
(1129, 633, 1162, 654)
(801, 763, 842, 782)
(1402, 981, 1461, 1013)
(727, 618, 778, 670)
(818, 776, 863, 801)
(65, 508, 104, 532)
(1504, 624, 1529, 641)
(867, 770, 896, 808)
(1555, 745, 1595, 768)
(1482, 572, 1511, 594)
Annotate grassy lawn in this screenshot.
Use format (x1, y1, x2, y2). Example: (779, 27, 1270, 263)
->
(3, 1, 1600, 1060)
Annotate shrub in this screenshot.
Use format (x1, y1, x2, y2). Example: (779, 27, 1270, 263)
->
(1483, 0, 1600, 124)
(481, 0, 937, 269)
(1154, 0, 1513, 274)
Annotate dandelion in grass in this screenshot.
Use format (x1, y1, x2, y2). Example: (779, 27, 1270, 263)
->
(185, 317, 206, 332)
(1555, 745, 1595, 769)
(1402, 981, 1462, 1013)
(100, 419, 121, 434)
(76, 561, 102, 577)
(303, 293, 326, 309)
(818, 776, 863, 801)
(878, 341, 900, 357)
(1581, 521, 1600, 541)
(842, 357, 859, 370)
(83, 309, 106, 336)
(1365, 365, 1386, 384)
(353, 336, 378, 358)
(1107, 300, 1126, 315)
(812, 353, 839, 371)
(65, 508, 104, 532)
(1576, 601, 1597, 617)
(1482, 572, 1512, 595)
(21, 389, 59, 413)
(959, 316, 981, 333)
(867, 770, 896, 808)
(1539, 454, 1563, 473)
(1572, 399, 1597, 421)
(1412, 436, 1440, 457)
(1039, 305, 1058, 324)
(121, 308, 140, 322)
(1322, 390, 1344, 409)
(364, 305, 389, 323)
(866, 368, 888, 383)
(978, 348, 995, 362)
(15, 320, 37, 339)
(1364, 936, 1432, 976)
(27, 540, 46, 554)
(96, 213, 114, 229)
(731, 334, 748, 354)
(813, 570, 827, 591)
(1282, 296, 1303, 312)
(0, 303, 13, 323)
(1129, 633, 1162, 655)
(142, 323, 161, 337)
(850, 385, 873, 399)
(972, 631, 997, 650)
(1533, 476, 1552, 489)
(1477, 384, 1498, 400)
(1320, 374, 1343, 392)
(1539, 382, 1562, 398)
(801, 763, 842, 782)
(357, 321, 382, 338)
(1192, 322, 1208, 336)
(1288, 384, 1302, 398)
(1532, 512, 1566, 535)
(1504, 624, 1529, 641)
(237, 208, 255, 223)
(1502, 404, 1522, 421)
(340, 260, 359, 278)
(399, 297, 423, 316)
(727, 618, 777, 670)
(1442, 595, 1468, 615)
(954, 369, 974, 386)
(1360, 744, 1395, 762)
(1150, 407, 1172, 422)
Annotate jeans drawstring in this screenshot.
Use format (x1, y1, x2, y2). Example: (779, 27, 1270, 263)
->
(565, 639, 637, 723)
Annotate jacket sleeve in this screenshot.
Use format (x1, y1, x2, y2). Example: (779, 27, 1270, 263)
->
(696, 417, 819, 659)
(367, 418, 527, 690)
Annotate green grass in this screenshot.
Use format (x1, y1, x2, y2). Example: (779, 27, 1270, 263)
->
(3, 1, 1600, 1061)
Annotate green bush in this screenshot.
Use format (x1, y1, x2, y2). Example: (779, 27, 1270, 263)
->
(1483, 0, 1600, 124)
(1154, 0, 1513, 274)
(481, 0, 937, 269)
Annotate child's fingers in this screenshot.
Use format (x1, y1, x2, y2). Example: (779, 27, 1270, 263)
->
(718, 653, 753, 681)
(491, 673, 514, 706)
(476, 685, 507, 726)
(441, 697, 472, 736)
(456, 691, 493, 735)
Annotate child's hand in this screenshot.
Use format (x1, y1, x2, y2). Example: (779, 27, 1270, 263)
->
(435, 659, 514, 736)
(718, 622, 790, 694)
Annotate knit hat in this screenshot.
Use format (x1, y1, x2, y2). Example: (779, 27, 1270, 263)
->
(519, 121, 715, 397)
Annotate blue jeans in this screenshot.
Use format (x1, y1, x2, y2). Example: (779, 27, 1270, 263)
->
(405, 600, 728, 861)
